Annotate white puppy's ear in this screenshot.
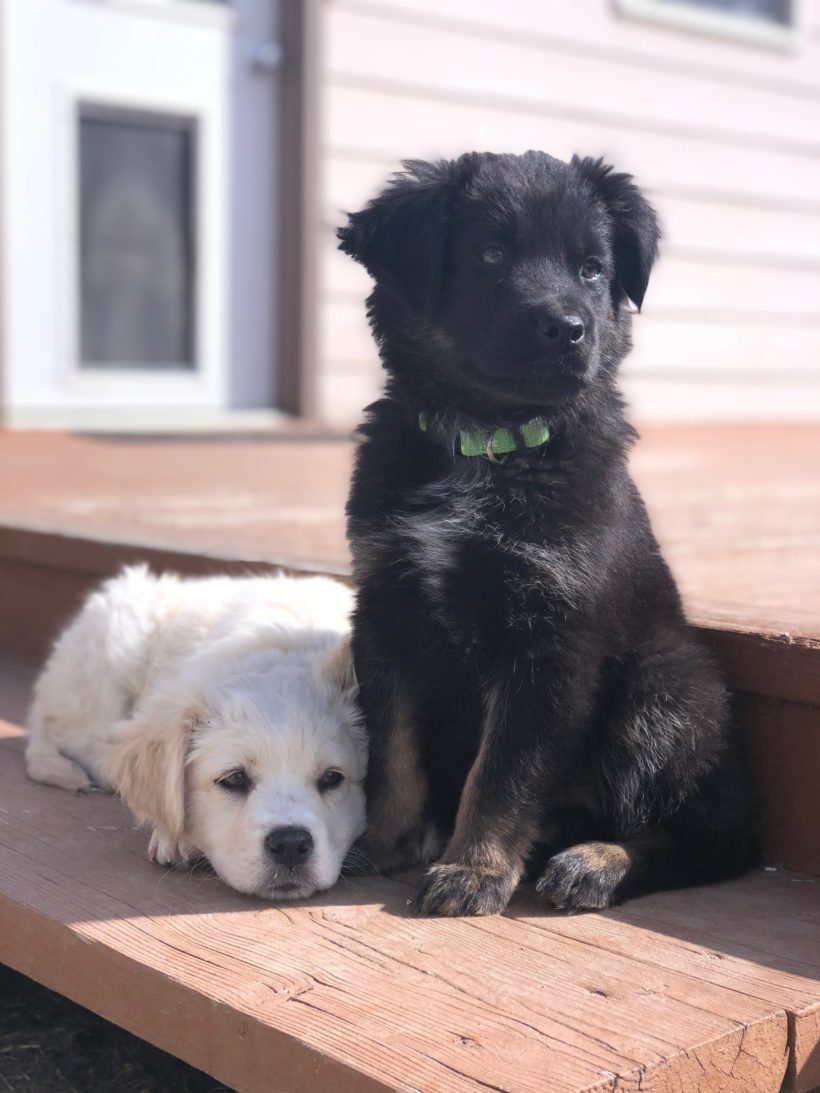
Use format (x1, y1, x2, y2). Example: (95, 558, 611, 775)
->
(320, 636, 358, 699)
(114, 700, 201, 845)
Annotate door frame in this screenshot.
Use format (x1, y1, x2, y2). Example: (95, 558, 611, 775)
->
(0, 0, 317, 426)
(276, 0, 321, 418)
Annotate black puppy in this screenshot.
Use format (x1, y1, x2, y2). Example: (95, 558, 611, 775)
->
(339, 151, 757, 916)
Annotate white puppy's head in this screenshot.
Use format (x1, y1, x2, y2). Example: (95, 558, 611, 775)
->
(115, 639, 366, 900)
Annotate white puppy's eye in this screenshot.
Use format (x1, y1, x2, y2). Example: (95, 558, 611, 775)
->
(317, 769, 344, 792)
(216, 769, 251, 794)
(477, 245, 506, 267)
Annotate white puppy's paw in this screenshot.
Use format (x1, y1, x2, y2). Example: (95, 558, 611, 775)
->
(148, 827, 196, 867)
(26, 749, 98, 794)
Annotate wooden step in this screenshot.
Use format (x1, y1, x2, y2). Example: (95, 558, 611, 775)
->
(0, 674, 818, 1093)
(2, 517, 819, 880)
(1, 423, 820, 1090)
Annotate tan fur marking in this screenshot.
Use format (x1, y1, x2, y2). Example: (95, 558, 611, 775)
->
(572, 841, 635, 872)
(368, 700, 427, 851)
(440, 718, 536, 879)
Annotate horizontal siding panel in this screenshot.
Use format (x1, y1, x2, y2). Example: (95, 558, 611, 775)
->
(316, 371, 820, 427)
(348, 0, 820, 94)
(325, 6, 820, 154)
(317, 296, 820, 382)
(622, 377, 820, 421)
(316, 2, 820, 423)
(648, 256, 820, 315)
(314, 355, 820, 427)
(325, 149, 820, 217)
(317, 364, 382, 425)
(320, 243, 371, 298)
(323, 83, 820, 207)
(318, 298, 376, 365)
(320, 235, 820, 317)
(323, 155, 820, 264)
(630, 316, 820, 378)
(655, 195, 820, 265)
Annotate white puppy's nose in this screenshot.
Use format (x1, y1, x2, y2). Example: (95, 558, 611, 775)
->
(265, 826, 314, 869)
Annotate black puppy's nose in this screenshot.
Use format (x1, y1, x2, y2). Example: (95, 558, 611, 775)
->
(535, 312, 585, 349)
(265, 826, 314, 869)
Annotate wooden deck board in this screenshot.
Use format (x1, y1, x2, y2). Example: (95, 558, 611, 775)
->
(1, 425, 819, 1088)
(0, 424, 817, 642)
(1, 712, 818, 1092)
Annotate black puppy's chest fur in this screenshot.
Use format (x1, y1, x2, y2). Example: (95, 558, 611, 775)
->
(351, 406, 639, 816)
(351, 407, 631, 650)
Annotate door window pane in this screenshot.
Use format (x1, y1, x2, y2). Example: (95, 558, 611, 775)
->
(79, 106, 196, 369)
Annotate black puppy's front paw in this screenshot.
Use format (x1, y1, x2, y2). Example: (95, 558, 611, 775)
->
(536, 841, 633, 911)
(413, 863, 516, 917)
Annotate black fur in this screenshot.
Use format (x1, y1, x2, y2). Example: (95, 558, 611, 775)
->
(340, 151, 757, 916)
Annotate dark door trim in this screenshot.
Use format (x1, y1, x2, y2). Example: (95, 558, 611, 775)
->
(276, 0, 321, 417)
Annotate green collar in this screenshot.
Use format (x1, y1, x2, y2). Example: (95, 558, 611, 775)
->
(418, 412, 550, 458)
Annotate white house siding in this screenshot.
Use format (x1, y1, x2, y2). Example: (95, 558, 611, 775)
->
(315, 0, 820, 425)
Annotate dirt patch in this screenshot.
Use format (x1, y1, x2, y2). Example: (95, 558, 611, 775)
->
(0, 964, 231, 1093)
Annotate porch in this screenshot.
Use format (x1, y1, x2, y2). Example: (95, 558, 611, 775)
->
(0, 423, 819, 1092)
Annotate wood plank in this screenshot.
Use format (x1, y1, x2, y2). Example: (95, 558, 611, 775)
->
(628, 316, 820, 378)
(0, 529, 329, 666)
(745, 696, 820, 879)
(0, 718, 811, 1093)
(522, 876, 820, 1092)
(361, 0, 820, 94)
(1, 423, 819, 674)
(325, 5, 820, 153)
(4, 525, 818, 890)
(699, 628, 820, 708)
(323, 82, 820, 207)
(322, 153, 820, 265)
(317, 368, 383, 428)
(3, 520, 820, 710)
(620, 376, 820, 425)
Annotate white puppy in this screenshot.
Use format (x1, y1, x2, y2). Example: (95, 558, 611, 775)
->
(26, 566, 367, 901)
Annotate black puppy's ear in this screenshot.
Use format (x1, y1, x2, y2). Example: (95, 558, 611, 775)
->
(337, 158, 464, 311)
(572, 156, 661, 310)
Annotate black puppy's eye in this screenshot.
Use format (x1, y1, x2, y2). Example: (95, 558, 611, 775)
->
(317, 769, 344, 792)
(580, 258, 603, 281)
(216, 769, 251, 794)
(477, 245, 506, 267)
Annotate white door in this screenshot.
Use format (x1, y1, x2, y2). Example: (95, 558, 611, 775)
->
(0, 0, 280, 427)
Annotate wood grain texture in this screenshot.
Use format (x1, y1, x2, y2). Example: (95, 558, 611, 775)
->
(0, 425, 818, 652)
(2, 716, 817, 1092)
(745, 695, 820, 879)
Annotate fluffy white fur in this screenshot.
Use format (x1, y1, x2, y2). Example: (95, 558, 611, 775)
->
(26, 566, 367, 901)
